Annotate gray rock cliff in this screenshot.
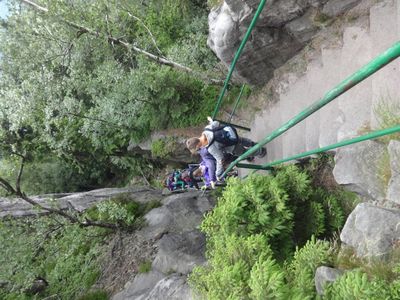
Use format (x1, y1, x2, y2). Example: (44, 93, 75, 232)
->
(207, 0, 360, 85)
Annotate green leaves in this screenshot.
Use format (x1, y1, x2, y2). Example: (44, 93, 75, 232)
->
(190, 165, 355, 299)
(0, 216, 107, 299)
(287, 236, 330, 299)
(0, 0, 218, 190)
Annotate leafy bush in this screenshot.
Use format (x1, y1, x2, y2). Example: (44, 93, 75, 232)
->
(286, 237, 331, 299)
(324, 270, 390, 299)
(248, 255, 287, 300)
(138, 261, 152, 273)
(190, 165, 352, 299)
(0, 216, 108, 299)
(190, 234, 276, 299)
(85, 195, 161, 228)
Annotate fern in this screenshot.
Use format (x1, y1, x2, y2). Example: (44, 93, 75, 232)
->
(249, 256, 287, 299)
(191, 165, 353, 300)
(190, 234, 273, 299)
(287, 236, 330, 299)
(324, 270, 390, 300)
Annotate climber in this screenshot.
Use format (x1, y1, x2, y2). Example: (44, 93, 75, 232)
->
(196, 146, 217, 189)
(186, 117, 266, 180)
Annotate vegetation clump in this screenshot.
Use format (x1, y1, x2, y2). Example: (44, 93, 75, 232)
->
(0, 0, 222, 194)
(151, 137, 180, 159)
(0, 216, 108, 299)
(0, 194, 160, 299)
(189, 163, 400, 299)
(190, 165, 346, 298)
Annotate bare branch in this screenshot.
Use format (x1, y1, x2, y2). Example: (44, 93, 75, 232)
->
(20, 0, 224, 85)
(0, 168, 118, 230)
(125, 10, 163, 56)
(21, 0, 48, 12)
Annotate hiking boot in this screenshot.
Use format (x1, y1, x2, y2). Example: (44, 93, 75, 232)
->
(257, 147, 267, 158)
(246, 156, 255, 162)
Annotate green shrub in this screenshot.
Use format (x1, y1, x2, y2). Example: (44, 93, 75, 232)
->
(0, 216, 108, 299)
(85, 195, 161, 228)
(190, 234, 275, 299)
(190, 165, 352, 299)
(324, 270, 390, 300)
(248, 255, 287, 300)
(286, 237, 331, 299)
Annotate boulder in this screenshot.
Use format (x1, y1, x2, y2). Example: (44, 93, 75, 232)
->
(322, 0, 361, 17)
(141, 191, 214, 239)
(112, 190, 215, 299)
(285, 9, 319, 44)
(315, 266, 344, 295)
(112, 271, 165, 300)
(333, 141, 387, 201)
(387, 140, 400, 204)
(152, 231, 206, 274)
(340, 202, 400, 258)
(63, 187, 159, 212)
(140, 274, 193, 300)
(0, 196, 70, 218)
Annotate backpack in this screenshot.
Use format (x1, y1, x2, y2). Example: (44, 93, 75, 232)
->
(205, 125, 238, 147)
(164, 165, 200, 191)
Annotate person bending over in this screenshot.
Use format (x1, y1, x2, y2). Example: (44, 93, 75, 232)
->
(186, 117, 266, 180)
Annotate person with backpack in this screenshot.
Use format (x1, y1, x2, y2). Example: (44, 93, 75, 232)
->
(186, 117, 266, 180)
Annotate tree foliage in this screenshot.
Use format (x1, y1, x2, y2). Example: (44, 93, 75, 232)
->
(0, 0, 219, 192)
(0, 216, 108, 299)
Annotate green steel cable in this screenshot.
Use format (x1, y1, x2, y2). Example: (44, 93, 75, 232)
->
(212, 0, 267, 119)
(221, 41, 400, 178)
(238, 124, 400, 176)
(228, 84, 246, 122)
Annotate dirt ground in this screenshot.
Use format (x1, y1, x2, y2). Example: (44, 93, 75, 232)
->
(95, 231, 158, 295)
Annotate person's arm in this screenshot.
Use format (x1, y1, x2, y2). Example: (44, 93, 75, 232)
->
(205, 117, 220, 130)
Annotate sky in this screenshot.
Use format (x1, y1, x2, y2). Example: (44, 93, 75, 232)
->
(0, 1, 9, 19)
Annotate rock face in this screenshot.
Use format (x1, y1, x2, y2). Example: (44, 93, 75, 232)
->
(112, 191, 215, 300)
(207, 0, 361, 85)
(322, 0, 361, 17)
(315, 266, 344, 295)
(340, 202, 400, 258)
(333, 141, 387, 202)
